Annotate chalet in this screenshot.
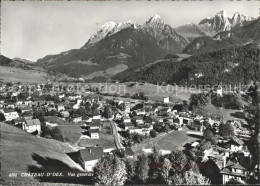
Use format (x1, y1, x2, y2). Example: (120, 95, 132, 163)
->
(4, 111, 19, 121)
(46, 101, 55, 106)
(173, 116, 184, 127)
(114, 113, 122, 120)
(44, 116, 59, 127)
(23, 100, 33, 105)
(226, 137, 244, 152)
(19, 107, 32, 114)
(77, 147, 103, 172)
(32, 100, 45, 106)
(183, 117, 193, 125)
(220, 159, 248, 184)
(123, 122, 135, 130)
(84, 117, 93, 123)
(133, 115, 144, 124)
(68, 95, 81, 101)
(88, 119, 101, 131)
(89, 129, 99, 139)
(22, 111, 34, 120)
(136, 109, 146, 116)
(76, 99, 83, 105)
(22, 119, 41, 133)
(93, 115, 101, 120)
(12, 117, 26, 126)
(163, 97, 170, 103)
(56, 104, 65, 112)
(72, 116, 82, 123)
(123, 116, 131, 123)
(128, 128, 150, 136)
(58, 93, 65, 99)
(73, 104, 80, 110)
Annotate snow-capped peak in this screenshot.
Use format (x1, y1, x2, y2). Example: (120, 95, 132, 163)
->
(199, 10, 256, 32)
(85, 20, 139, 45)
(146, 14, 164, 24)
(217, 9, 228, 18)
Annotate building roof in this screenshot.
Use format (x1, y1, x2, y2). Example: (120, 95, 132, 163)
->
(25, 119, 41, 126)
(13, 117, 26, 123)
(89, 120, 101, 127)
(44, 116, 59, 123)
(228, 137, 244, 146)
(89, 129, 99, 133)
(124, 148, 134, 156)
(79, 147, 103, 162)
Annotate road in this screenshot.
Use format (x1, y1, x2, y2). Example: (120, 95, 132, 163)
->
(110, 121, 124, 149)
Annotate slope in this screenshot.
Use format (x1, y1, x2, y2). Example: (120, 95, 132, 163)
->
(0, 123, 85, 184)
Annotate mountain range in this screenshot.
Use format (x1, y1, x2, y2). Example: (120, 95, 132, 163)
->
(2, 10, 259, 83)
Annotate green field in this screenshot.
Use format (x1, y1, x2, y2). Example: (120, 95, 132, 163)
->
(78, 133, 115, 150)
(0, 66, 48, 83)
(92, 82, 200, 102)
(132, 129, 199, 154)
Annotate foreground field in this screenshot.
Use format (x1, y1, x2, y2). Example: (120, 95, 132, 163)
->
(0, 66, 48, 83)
(0, 123, 89, 184)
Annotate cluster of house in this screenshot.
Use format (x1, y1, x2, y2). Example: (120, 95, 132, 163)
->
(0, 83, 257, 184)
(0, 101, 41, 134)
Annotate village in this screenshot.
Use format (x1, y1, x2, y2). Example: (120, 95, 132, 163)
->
(0, 81, 259, 185)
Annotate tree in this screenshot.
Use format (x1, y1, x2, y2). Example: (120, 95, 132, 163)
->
(103, 106, 112, 118)
(219, 122, 235, 139)
(200, 140, 212, 151)
(124, 158, 136, 183)
(246, 82, 260, 182)
(203, 129, 218, 145)
(152, 143, 161, 163)
(150, 129, 157, 138)
(136, 154, 150, 183)
(0, 113, 5, 121)
(94, 155, 127, 185)
(162, 158, 172, 185)
(41, 126, 63, 142)
(76, 107, 87, 117)
(172, 170, 210, 185)
(34, 109, 45, 122)
(172, 151, 188, 172)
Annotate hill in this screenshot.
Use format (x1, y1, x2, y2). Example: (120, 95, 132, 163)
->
(36, 27, 167, 78)
(0, 55, 50, 83)
(183, 17, 260, 55)
(175, 23, 216, 42)
(114, 42, 260, 86)
(35, 15, 189, 79)
(0, 123, 88, 184)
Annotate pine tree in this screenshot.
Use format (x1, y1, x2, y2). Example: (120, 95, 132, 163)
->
(136, 154, 150, 183)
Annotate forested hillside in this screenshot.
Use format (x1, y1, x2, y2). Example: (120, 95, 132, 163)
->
(114, 42, 260, 86)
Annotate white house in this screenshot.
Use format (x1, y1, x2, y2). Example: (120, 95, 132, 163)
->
(72, 117, 82, 123)
(4, 111, 19, 121)
(23, 119, 41, 133)
(163, 97, 170, 103)
(56, 104, 65, 112)
(73, 104, 80, 110)
(227, 137, 244, 152)
(89, 129, 99, 139)
(93, 115, 101, 120)
(77, 147, 104, 172)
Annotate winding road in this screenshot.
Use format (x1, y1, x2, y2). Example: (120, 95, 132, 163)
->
(110, 121, 124, 149)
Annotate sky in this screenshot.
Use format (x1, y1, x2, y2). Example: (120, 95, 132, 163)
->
(1, 1, 259, 61)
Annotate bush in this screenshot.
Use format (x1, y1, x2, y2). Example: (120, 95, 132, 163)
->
(150, 129, 157, 138)
(41, 125, 64, 142)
